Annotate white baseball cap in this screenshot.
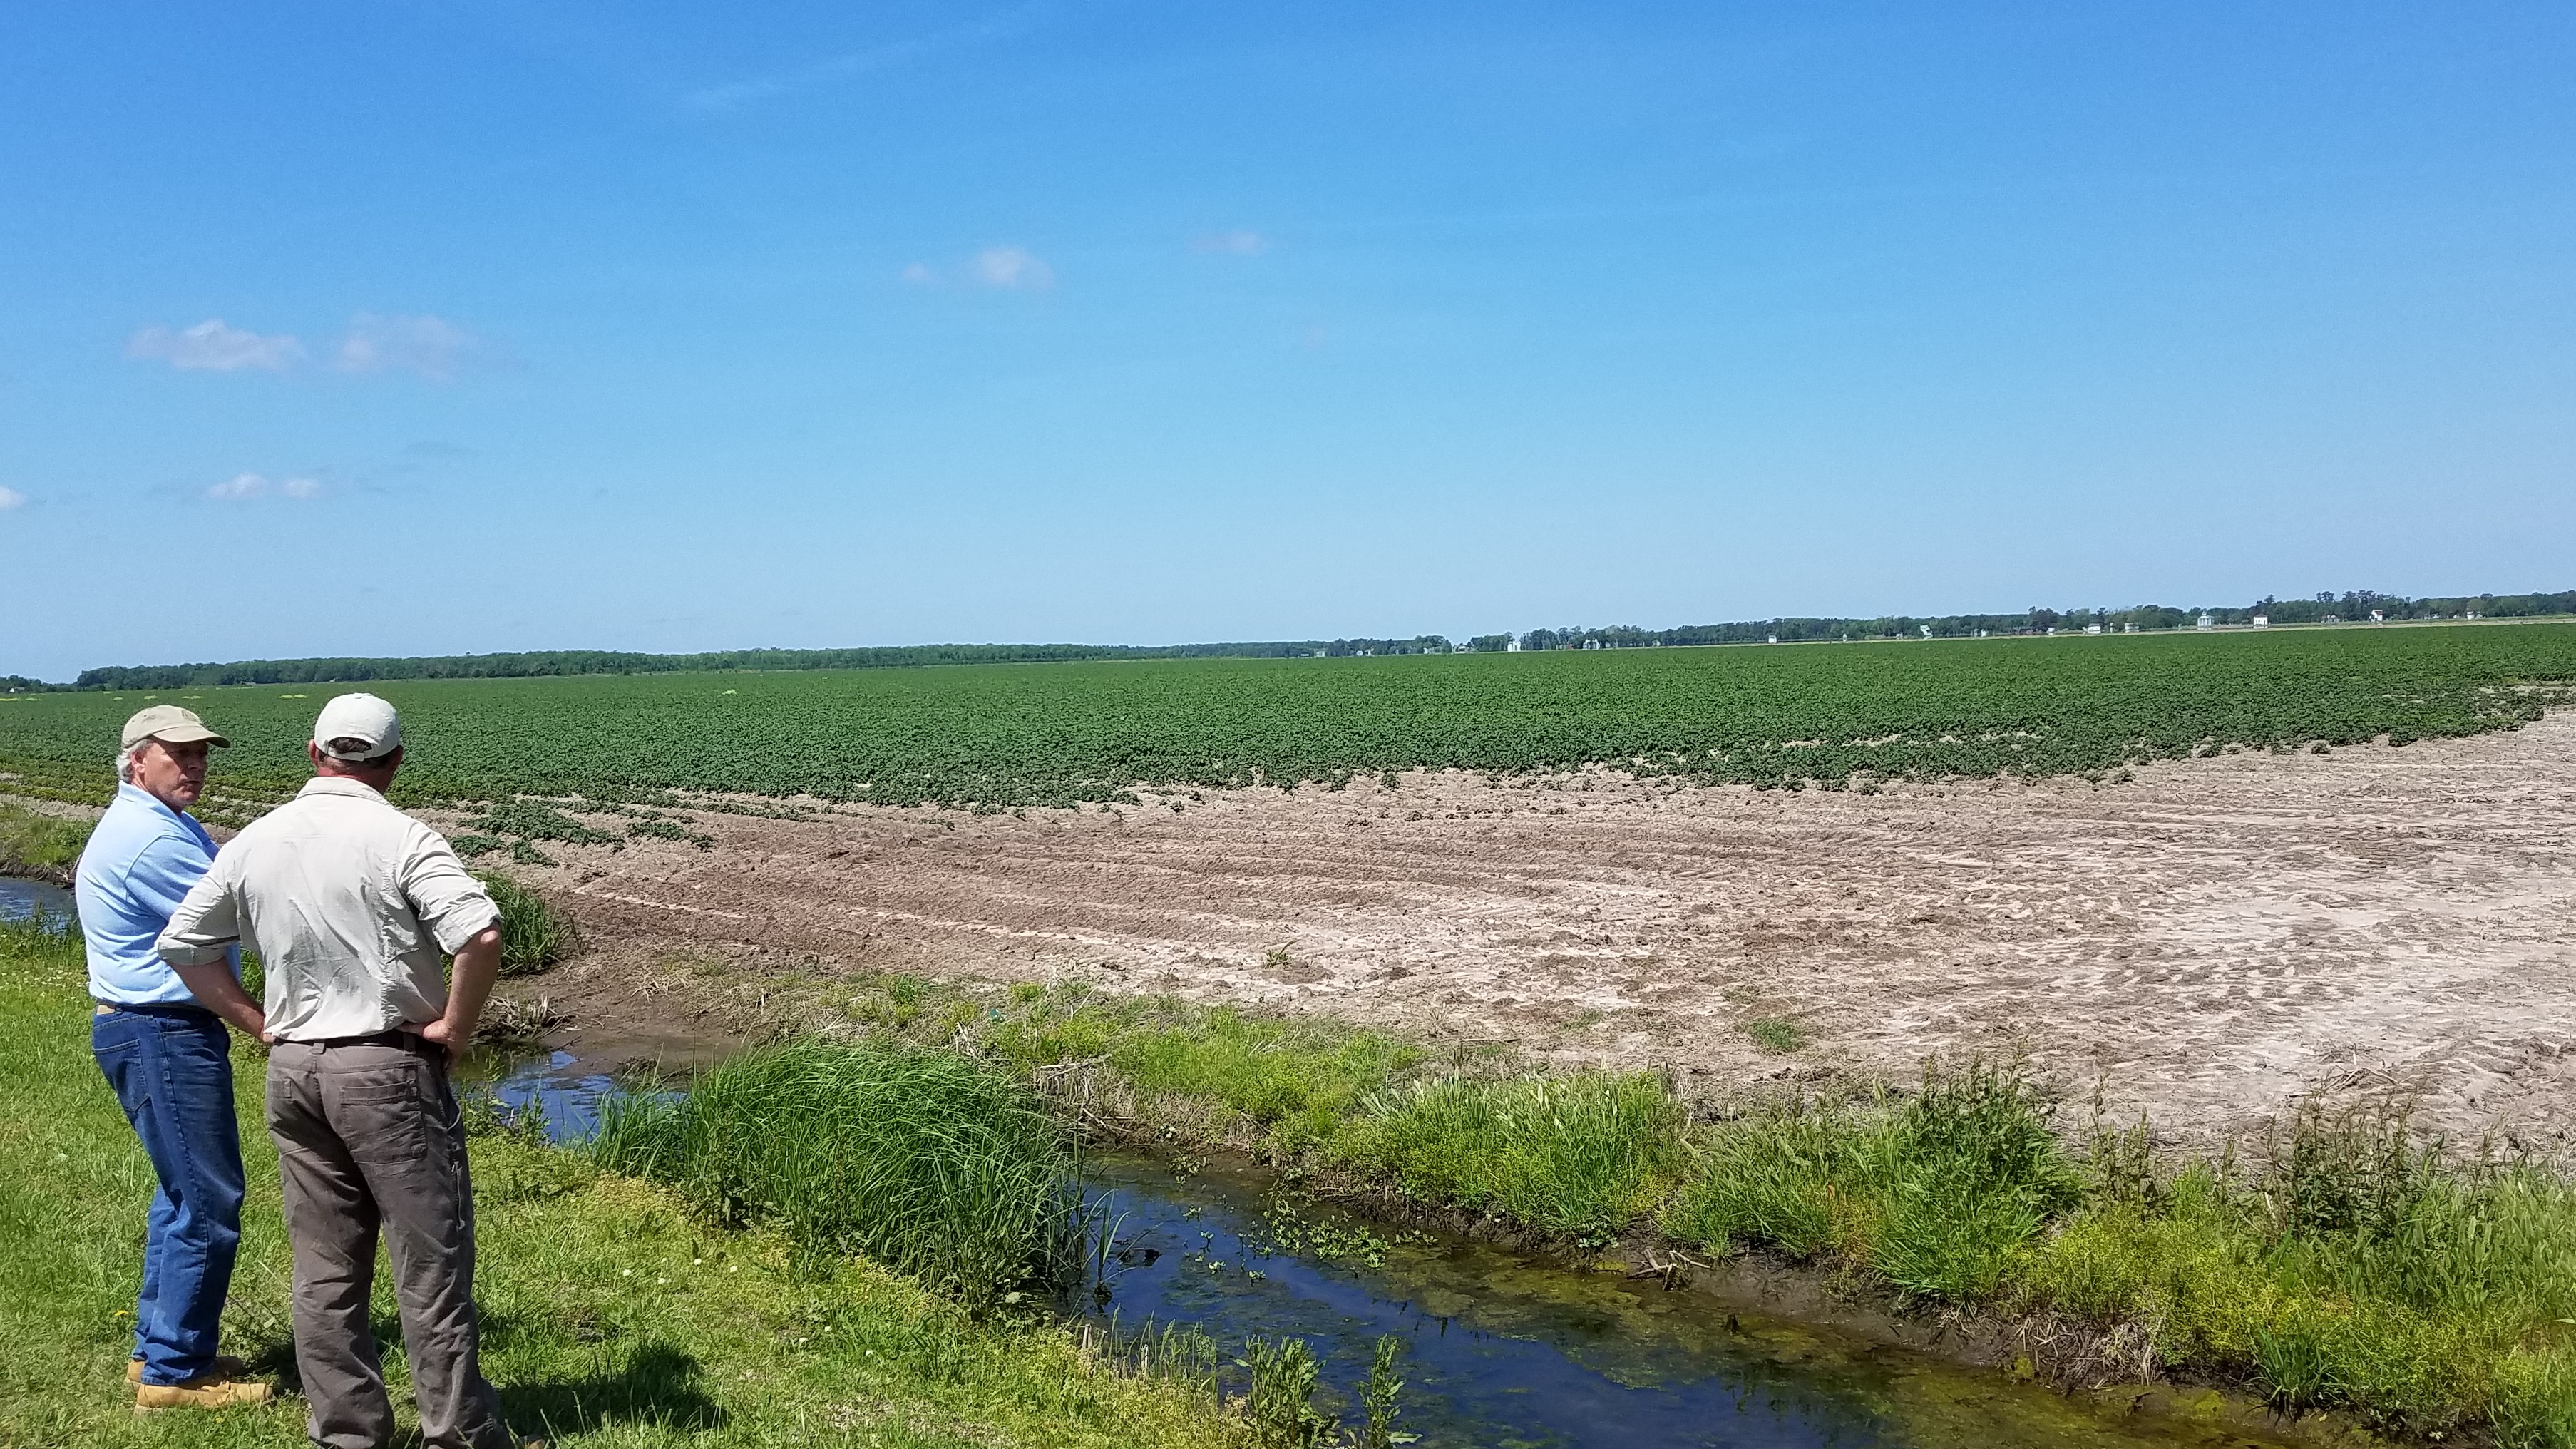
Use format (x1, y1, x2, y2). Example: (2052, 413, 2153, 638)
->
(312, 693, 404, 762)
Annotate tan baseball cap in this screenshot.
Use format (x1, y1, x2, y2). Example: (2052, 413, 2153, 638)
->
(312, 692, 403, 762)
(121, 705, 230, 750)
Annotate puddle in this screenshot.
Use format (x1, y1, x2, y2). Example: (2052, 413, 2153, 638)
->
(458, 1048, 634, 1140)
(473, 1052, 2311, 1449)
(0, 876, 73, 924)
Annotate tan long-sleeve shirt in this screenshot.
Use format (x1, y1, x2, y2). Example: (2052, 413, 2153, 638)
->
(158, 776, 499, 1041)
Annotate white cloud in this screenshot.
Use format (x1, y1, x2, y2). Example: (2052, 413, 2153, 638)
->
(971, 245, 1053, 290)
(335, 313, 474, 381)
(0, 486, 25, 511)
(126, 319, 306, 372)
(1191, 230, 1268, 256)
(205, 472, 322, 503)
(687, 6, 1047, 111)
(900, 262, 938, 286)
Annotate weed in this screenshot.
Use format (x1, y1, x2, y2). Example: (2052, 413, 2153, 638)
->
(1233, 1333, 1412, 1449)
(1238, 1337, 1332, 1448)
(1356, 1335, 1415, 1448)
(1742, 1018, 1803, 1053)
(474, 869, 577, 976)
(466, 799, 624, 849)
(1666, 1058, 2081, 1303)
(460, 1089, 554, 1147)
(625, 816, 715, 849)
(473, 993, 569, 1050)
(592, 1037, 1082, 1309)
(1112, 1008, 1419, 1153)
(1263, 1192, 1397, 1267)
(1337, 1071, 1680, 1244)
(2494, 1345, 2576, 1448)
(2252, 1309, 2335, 1414)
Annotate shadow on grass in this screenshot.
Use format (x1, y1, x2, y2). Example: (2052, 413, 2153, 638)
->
(308, 1306, 725, 1438)
(496, 1339, 726, 1438)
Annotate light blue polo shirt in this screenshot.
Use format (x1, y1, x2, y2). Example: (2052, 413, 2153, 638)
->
(76, 782, 238, 1005)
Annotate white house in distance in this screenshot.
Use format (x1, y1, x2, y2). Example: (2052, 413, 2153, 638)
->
(2197, 613, 2216, 630)
(2252, 615, 2269, 628)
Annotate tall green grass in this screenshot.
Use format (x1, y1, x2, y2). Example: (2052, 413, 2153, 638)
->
(1099, 1007, 1420, 1152)
(1658, 1066, 2576, 1441)
(2031, 1099, 2576, 1441)
(1333, 1071, 1681, 1244)
(592, 1037, 1083, 1309)
(1665, 1059, 2085, 1300)
(473, 869, 575, 976)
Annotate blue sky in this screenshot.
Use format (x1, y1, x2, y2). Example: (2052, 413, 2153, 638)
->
(4, 2, 2571, 678)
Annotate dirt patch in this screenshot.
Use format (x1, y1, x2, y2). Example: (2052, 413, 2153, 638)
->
(468, 715, 2575, 1145)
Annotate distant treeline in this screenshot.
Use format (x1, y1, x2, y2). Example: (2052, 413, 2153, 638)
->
(13, 589, 2569, 690)
(54, 637, 1460, 691)
(1507, 589, 2576, 650)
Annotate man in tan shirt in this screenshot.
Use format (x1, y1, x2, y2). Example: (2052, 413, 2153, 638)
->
(160, 693, 530, 1449)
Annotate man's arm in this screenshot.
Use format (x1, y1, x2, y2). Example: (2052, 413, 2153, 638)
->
(156, 864, 264, 1039)
(417, 926, 501, 1065)
(398, 819, 506, 1064)
(174, 961, 269, 1041)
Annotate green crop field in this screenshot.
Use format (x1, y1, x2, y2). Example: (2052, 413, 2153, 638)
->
(2, 624, 2572, 819)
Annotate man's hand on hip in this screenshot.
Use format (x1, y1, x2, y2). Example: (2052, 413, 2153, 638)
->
(427, 925, 506, 1066)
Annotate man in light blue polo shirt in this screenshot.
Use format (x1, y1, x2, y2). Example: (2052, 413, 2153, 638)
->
(77, 705, 272, 1410)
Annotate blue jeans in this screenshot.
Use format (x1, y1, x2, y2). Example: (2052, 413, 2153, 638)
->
(92, 1005, 247, 1386)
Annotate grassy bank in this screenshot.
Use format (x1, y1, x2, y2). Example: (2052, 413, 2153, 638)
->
(0, 797, 89, 884)
(0, 918, 1248, 1448)
(1663, 1075, 2576, 1443)
(796, 967, 2576, 1444)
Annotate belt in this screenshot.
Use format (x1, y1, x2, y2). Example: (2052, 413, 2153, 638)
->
(92, 1001, 217, 1020)
(297, 1029, 429, 1050)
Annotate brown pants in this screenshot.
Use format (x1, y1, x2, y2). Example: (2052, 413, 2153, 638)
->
(266, 1039, 510, 1449)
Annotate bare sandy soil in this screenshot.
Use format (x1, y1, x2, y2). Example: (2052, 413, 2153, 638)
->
(468, 715, 2570, 1145)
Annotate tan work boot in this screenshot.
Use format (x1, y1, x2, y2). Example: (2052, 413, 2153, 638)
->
(134, 1372, 273, 1410)
(128, 1354, 248, 1384)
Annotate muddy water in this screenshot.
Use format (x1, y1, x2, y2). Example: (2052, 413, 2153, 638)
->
(471, 1054, 2314, 1449)
(0, 876, 73, 923)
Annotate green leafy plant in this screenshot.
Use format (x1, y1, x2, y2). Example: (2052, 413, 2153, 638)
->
(1742, 1018, 1803, 1054)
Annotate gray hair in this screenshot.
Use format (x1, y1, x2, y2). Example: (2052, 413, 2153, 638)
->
(114, 744, 142, 784)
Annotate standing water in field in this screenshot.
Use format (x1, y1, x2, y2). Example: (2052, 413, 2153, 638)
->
(471, 1053, 2301, 1449)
